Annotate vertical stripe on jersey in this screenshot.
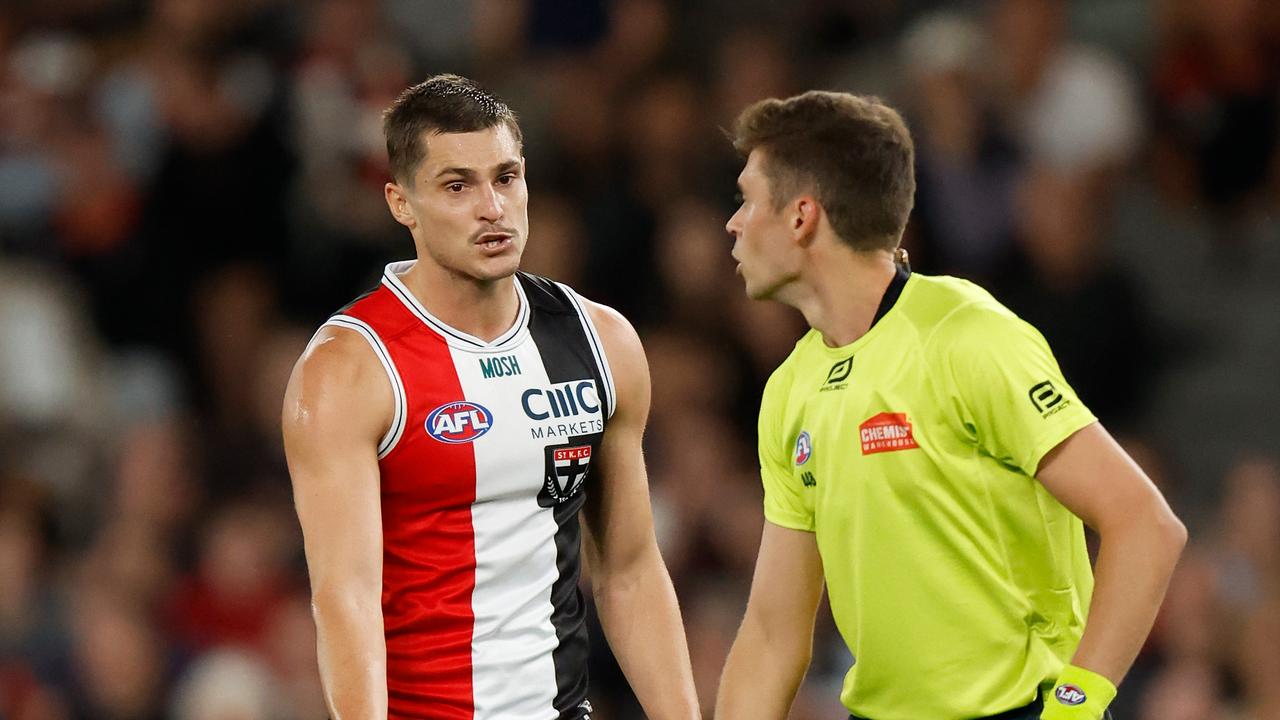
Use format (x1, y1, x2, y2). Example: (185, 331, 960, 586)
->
(555, 282, 616, 419)
(526, 302, 604, 717)
(376, 332, 477, 719)
(451, 341, 562, 719)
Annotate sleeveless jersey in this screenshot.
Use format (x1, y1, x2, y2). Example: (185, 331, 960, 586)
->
(322, 261, 616, 720)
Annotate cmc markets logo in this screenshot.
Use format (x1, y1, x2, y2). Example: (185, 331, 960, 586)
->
(1029, 380, 1069, 417)
(859, 412, 919, 455)
(1054, 684, 1087, 706)
(425, 401, 493, 444)
(521, 380, 600, 420)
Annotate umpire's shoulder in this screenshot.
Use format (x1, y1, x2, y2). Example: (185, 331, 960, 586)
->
(923, 283, 1045, 370)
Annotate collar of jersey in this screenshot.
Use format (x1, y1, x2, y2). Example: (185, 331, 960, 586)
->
(810, 272, 919, 358)
(381, 260, 531, 352)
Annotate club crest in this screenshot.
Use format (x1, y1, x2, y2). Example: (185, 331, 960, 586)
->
(540, 443, 593, 506)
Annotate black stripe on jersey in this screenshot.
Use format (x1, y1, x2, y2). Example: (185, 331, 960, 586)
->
(556, 283, 614, 420)
(520, 272, 605, 718)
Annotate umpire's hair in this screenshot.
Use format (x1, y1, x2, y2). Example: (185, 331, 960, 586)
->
(383, 74, 522, 185)
(731, 91, 915, 252)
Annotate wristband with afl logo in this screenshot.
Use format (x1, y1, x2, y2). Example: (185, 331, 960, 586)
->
(1040, 664, 1116, 720)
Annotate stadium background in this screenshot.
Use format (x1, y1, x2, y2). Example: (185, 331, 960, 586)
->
(0, 0, 1277, 717)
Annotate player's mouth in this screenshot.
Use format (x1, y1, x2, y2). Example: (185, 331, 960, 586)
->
(475, 232, 515, 255)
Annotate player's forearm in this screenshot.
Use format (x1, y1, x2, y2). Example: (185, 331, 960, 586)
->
(593, 547, 699, 719)
(715, 611, 811, 719)
(312, 591, 390, 720)
(1069, 504, 1186, 684)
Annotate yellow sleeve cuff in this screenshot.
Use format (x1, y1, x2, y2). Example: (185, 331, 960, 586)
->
(1040, 664, 1117, 720)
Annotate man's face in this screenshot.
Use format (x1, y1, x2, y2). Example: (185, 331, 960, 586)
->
(391, 124, 529, 282)
(725, 150, 801, 300)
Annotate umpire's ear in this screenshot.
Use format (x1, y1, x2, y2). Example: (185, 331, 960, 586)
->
(792, 195, 820, 247)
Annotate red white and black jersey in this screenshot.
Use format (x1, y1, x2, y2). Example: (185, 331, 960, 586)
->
(322, 261, 616, 720)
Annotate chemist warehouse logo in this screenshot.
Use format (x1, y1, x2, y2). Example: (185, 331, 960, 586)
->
(859, 412, 919, 455)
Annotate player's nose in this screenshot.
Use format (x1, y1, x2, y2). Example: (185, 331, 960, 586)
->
(476, 184, 504, 222)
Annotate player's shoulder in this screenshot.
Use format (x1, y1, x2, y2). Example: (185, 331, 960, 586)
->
(292, 322, 388, 394)
(333, 280, 419, 343)
(515, 271, 587, 317)
(527, 273, 641, 353)
(283, 320, 395, 444)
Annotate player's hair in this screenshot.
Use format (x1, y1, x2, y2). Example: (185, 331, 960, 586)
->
(730, 91, 915, 252)
(383, 74, 522, 185)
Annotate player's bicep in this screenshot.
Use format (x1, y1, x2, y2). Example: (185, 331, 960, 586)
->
(742, 522, 824, 639)
(283, 328, 391, 599)
(579, 301, 656, 574)
(1035, 423, 1174, 534)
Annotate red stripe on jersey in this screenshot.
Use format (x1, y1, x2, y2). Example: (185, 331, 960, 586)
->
(345, 287, 477, 719)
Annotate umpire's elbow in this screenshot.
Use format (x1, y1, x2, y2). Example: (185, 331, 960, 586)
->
(1141, 498, 1188, 563)
(1159, 507, 1188, 555)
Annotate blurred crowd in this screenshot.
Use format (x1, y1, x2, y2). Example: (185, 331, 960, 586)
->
(1, 0, 1278, 718)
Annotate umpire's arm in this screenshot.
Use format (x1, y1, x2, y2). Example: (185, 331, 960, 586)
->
(283, 326, 391, 720)
(715, 522, 825, 719)
(580, 301, 700, 720)
(1036, 422, 1187, 686)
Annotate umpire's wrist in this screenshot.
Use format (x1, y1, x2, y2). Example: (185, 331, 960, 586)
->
(1040, 664, 1116, 720)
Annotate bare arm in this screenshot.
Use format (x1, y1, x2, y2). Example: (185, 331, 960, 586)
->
(1035, 422, 1187, 685)
(282, 326, 392, 720)
(716, 517, 824, 712)
(580, 302, 699, 720)
(715, 522, 825, 719)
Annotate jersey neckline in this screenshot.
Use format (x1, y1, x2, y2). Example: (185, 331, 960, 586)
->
(381, 260, 531, 352)
(810, 268, 918, 357)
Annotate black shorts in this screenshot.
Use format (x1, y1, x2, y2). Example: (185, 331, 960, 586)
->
(849, 693, 1115, 720)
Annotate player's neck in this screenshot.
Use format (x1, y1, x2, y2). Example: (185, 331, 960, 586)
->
(788, 248, 897, 349)
(398, 260, 521, 342)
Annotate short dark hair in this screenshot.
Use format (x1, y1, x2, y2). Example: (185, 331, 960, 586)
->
(731, 91, 915, 251)
(383, 74, 522, 185)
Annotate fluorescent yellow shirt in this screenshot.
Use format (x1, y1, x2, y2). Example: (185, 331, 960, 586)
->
(759, 272, 1097, 720)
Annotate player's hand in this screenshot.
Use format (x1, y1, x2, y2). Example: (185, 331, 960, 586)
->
(1040, 664, 1117, 720)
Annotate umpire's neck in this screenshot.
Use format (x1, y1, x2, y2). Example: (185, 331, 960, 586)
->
(782, 237, 899, 349)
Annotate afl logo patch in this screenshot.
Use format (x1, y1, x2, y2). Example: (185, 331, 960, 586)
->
(1054, 684, 1087, 706)
(794, 431, 812, 466)
(425, 401, 493, 444)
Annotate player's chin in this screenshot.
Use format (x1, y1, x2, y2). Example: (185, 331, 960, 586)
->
(471, 253, 523, 281)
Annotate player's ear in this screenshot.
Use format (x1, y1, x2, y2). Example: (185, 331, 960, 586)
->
(793, 196, 820, 247)
(385, 182, 417, 229)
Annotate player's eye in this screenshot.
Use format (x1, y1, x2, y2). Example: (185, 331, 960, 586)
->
(446, 182, 466, 193)
(733, 191, 745, 204)
(497, 173, 516, 185)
